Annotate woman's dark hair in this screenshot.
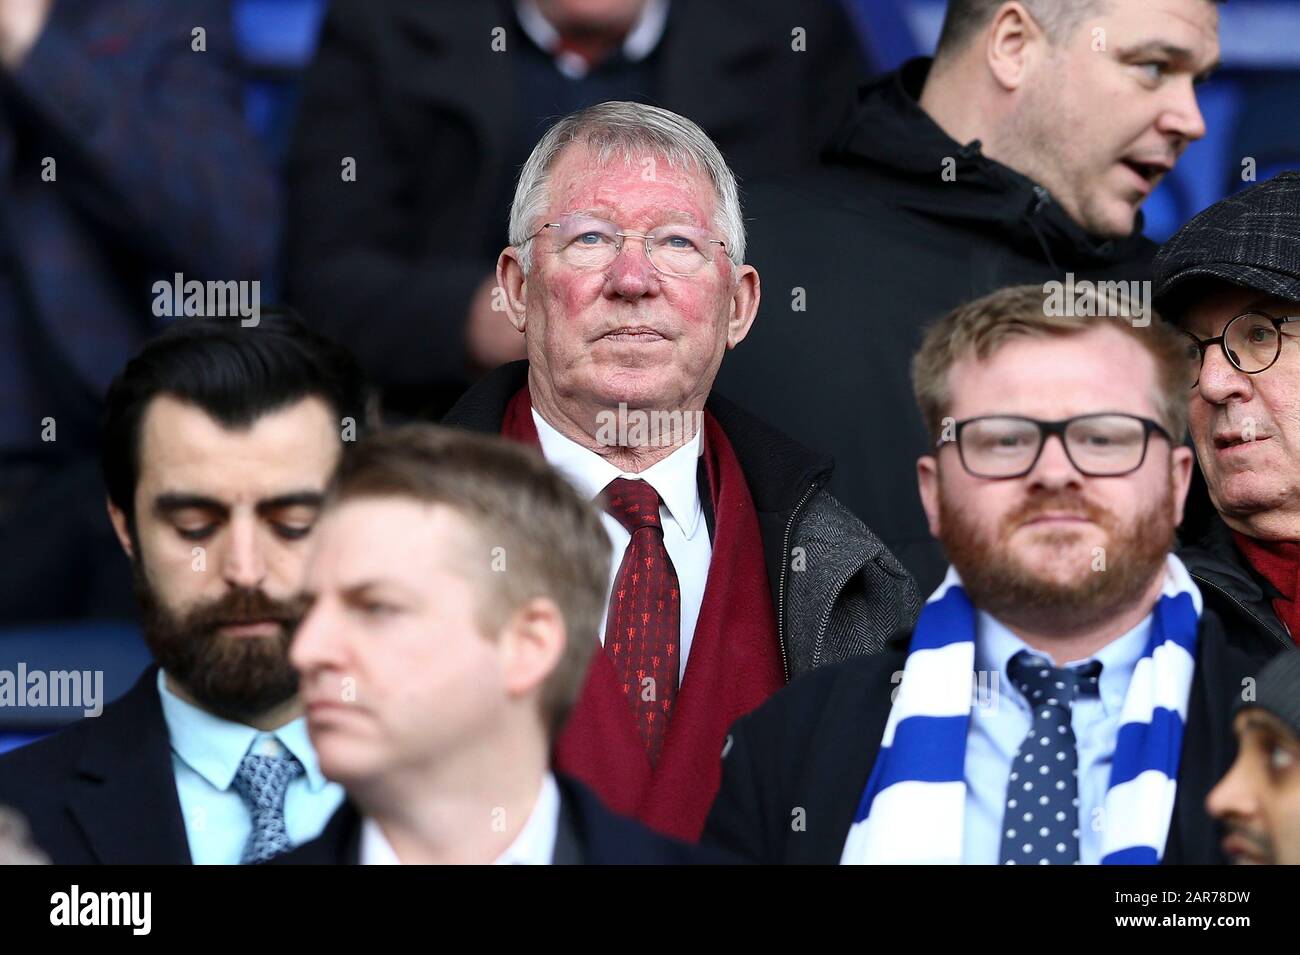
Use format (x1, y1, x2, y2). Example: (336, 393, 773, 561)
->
(102, 310, 372, 519)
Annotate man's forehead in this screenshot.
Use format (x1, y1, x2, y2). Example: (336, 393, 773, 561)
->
(138, 394, 339, 496)
(948, 326, 1160, 414)
(311, 497, 473, 586)
(1103, 0, 1221, 48)
(547, 144, 715, 221)
(1183, 288, 1300, 333)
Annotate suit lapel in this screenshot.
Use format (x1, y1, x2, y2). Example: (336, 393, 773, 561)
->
(68, 666, 192, 864)
(334, 803, 364, 864)
(549, 789, 585, 865)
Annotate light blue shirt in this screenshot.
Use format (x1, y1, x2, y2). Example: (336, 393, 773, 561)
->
(961, 611, 1150, 865)
(157, 670, 345, 865)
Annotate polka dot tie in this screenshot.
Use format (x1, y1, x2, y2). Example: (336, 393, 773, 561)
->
(997, 650, 1102, 865)
(232, 751, 304, 865)
(602, 478, 680, 767)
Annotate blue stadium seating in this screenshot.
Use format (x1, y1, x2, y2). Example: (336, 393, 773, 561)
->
(232, 0, 328, 164)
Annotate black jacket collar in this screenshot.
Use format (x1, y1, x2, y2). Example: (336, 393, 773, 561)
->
(1179, 511, 1292, 649)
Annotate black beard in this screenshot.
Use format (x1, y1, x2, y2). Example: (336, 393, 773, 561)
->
(938, 480, 1176, 635)
(131, 557, 303, 723)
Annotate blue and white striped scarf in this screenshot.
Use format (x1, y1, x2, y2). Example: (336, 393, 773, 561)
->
(840, 554, 1202, 865)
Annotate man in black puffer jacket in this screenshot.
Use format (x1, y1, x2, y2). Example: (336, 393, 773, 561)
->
(718, 0, 1224, 592)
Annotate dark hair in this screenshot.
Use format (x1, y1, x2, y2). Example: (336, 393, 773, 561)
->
(328, 424, 611, 740)
(103, 310, 372, 520)
(935, 0, 1225, 60)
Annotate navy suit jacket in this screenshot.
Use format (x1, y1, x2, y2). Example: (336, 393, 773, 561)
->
(0, 665, 192, 864)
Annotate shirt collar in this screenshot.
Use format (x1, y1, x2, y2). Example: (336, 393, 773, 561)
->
(359, 773, 561, 865)
(156, 669, 330, 792)
(359, 816, 401, 865)
(975, 610, 1152, 717)
(531, 408, 705, 540)
(514, 0, 669, 78)
(494, 772, 561, 865)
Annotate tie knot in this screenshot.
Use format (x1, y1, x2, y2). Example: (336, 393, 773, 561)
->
(1006, 650, 1102, 708)
(232, 751, 304, 812)
(603, 478, 662, 533)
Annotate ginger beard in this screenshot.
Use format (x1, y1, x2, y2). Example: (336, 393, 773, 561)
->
(131, 555, 303, 722)
(938, 476, 1178, 633)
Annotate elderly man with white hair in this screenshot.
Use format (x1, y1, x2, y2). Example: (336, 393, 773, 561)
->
(444, 101, 919, 842)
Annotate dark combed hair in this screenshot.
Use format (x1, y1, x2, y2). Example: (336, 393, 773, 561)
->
(102, 310, 372, 519)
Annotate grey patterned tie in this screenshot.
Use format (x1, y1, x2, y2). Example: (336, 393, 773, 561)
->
(232, 751, 304, 864)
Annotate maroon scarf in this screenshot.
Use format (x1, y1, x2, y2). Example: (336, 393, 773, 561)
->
(1232, 531, 1300, 645)
(502, 387, 785, 841)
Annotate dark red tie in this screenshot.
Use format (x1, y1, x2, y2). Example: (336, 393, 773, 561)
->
(602, 478, 680, 766)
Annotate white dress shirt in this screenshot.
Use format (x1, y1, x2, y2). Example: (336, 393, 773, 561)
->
(359, 773, 561, 865)
(532, 409, 712, 682)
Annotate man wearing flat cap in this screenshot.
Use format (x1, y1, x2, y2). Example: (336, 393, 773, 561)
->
(1155, 172, 1300, 654)
(1207, 649, 1300, 864)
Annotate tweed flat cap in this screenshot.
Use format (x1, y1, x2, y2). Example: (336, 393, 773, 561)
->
(1154, 171, 1300, 321)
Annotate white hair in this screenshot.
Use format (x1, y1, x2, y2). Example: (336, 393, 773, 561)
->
(508, 101, 745, 273)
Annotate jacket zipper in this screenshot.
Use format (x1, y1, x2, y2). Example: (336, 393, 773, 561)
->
(1190, 571, 1293, 650)
(1026, 185, 1063, 274)
(1030, 184, 1051, 215)
(776, 480, 820, 684)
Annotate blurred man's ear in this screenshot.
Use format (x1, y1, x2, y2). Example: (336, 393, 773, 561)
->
(918, 455, 943, 540)
(500, 595, 565, 704)
(497, 247, 529, 333)
(1170, 444, 1195, 527)
(106, 498, 135, 560)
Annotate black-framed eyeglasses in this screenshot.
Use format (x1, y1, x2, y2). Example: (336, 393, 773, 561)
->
(1182, 311, 1300, 388)
(936, 414, 1174, 479)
